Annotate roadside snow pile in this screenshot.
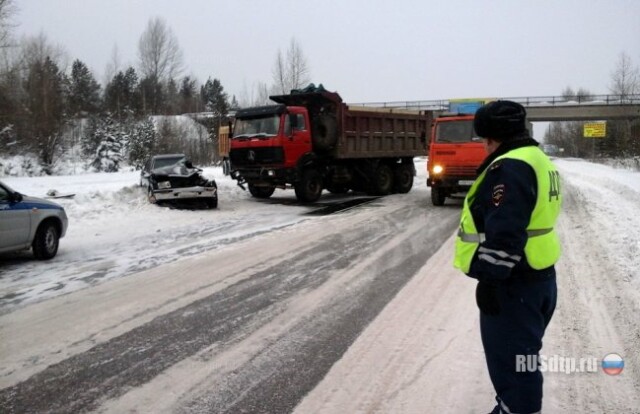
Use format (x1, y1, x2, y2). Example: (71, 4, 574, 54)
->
(556, 158, 640, 295)
(597, 156, 640, 172)
(0, 155, 46, 177)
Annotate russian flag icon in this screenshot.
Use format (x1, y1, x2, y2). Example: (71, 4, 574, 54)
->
(602, 353, 624, 375)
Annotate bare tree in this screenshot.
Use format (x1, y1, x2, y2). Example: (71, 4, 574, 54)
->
(610, 52, 639, 98)
(103, 43, 121, 86)
(609, 52, 640, 156)
(21, 32, 67, 71)
(137, 17, 184, 82)
(271, 37, 311, 95)
(239, 80, 272, 108)
(0, 0, 16, 49)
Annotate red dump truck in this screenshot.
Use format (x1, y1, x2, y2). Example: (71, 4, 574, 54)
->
(229, 90, 431, 202)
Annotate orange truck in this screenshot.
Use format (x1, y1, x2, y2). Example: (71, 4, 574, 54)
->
(426, 99, 532, 206)
(426, 99, 492, 206)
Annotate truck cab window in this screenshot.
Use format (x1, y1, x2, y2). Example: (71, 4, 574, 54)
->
(295, 114, 306, 131)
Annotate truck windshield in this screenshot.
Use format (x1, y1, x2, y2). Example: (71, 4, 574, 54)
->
(233, 115, 280, 138)
(435, 120, 477, 143)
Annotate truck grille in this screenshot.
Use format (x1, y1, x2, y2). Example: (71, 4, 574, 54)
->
(446, 166, 477, 176)
(230, 148, 284, 166)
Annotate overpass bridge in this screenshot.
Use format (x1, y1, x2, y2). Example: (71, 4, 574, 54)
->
(351, 94, 640, 122)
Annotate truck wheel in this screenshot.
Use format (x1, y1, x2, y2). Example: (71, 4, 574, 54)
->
(431, 187, 446, 206)
(393, 164, 414, 194)
(32, 221, 60, 260)
(371, 164, 394, 195)
(312, 114, 337, 151)
(248, 184, 276, 199)
(295, 169, 323, 202)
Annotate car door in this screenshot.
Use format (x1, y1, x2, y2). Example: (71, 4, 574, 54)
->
(0, 184, 31, 251)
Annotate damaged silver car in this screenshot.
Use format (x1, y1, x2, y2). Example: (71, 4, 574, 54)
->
(141, 154, 218, 208)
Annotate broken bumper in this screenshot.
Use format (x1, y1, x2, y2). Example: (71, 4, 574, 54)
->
(153, 186, 217, 201)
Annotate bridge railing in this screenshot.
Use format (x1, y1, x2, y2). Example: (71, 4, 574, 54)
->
(350, 94, 640, 110)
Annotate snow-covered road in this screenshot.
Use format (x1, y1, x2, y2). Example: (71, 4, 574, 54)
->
(1, 158, 639, 413)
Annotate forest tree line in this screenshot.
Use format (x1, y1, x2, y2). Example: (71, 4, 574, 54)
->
(0, 2, 311, 174)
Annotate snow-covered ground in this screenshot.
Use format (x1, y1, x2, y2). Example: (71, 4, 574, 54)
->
(1, 157, 639, 412)
(293, 158, 640, 413)
(0, 166, 320, 312)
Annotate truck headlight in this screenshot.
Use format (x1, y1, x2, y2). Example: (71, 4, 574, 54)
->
(267, 170, 276, 177)
(158, 181, 171, 189)
(432, 165, 444, 174)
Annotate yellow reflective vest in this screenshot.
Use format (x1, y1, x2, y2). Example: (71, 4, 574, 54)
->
(454, 146, 561, 274)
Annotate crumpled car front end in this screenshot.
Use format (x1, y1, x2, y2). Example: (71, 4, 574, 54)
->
(148, 164, 218, 208)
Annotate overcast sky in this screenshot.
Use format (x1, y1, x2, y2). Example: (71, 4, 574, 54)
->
(14, 0, 640, 105)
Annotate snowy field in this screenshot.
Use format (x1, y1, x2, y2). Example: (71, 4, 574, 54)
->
(1, 157, 640, 413)
(0, 166, 315, 312)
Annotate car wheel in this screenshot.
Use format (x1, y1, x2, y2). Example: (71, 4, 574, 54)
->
(206, 197, 218, 209)
(32, 222, 59, 260)
(148, 186, 157, 204)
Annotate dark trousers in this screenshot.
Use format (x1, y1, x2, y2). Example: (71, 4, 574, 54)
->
(481, 271, 557, 414)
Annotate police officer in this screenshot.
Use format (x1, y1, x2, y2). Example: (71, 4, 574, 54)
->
(454, 100, 561, 414)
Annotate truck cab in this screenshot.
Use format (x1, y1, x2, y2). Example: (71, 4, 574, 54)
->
(229, 104, 313, 198)
(427, 115, 486, 205)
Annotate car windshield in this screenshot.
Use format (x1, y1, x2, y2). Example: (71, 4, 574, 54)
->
(153, 157, 185, 169)
(0, 181, 16, 195)
(435, 120, 477, 143)
(233, 115, 280, 138)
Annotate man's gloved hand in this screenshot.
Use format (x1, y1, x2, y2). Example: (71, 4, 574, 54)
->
(475, 281, 501, 315)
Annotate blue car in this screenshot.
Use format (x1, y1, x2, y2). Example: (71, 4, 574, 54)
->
(0, 181, 69, 260)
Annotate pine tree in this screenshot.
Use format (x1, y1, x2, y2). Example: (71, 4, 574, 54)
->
(104, 67, 140, 119)
(165, 77, 179, 115)
(138, 75, 164, 115)
(88, 116, 126, 172)
(68, 59, 101, 116)
(24, 56, 67, 169)
(201, 78, 229, 116)
(179, 76, 198, 113)
(200, 78, 229, 162)
(129, 118, 157, 168)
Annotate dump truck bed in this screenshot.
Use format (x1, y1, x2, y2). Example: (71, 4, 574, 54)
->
(337, 106, 431, 159)
(271, 91, 430, 159)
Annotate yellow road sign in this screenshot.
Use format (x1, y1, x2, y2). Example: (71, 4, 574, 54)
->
(584, 122, 606, 138)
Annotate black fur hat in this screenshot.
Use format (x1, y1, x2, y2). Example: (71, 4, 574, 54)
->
(473, 100, 527, 140)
